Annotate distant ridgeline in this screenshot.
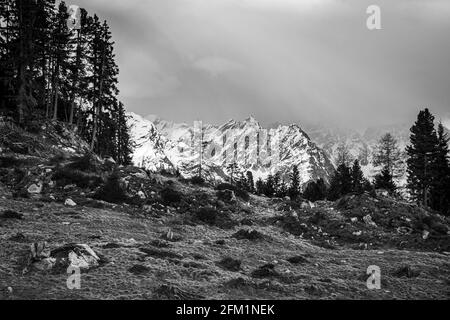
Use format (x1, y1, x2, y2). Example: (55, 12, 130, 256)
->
(127, 110, 450, 216)
(0, 0, 132, 165)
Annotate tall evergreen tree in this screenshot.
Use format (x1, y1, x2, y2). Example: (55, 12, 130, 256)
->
(406, 108, 439, 207)
(372, 132, 403, 179)
(327, 163, 352, 201)
(255, 178, 264, 195)
(303, 178, 327, 202)
(430, 123, 450, 215)
(264, 174, 275, 197)
(246, 171, 255, 193)
(335, 142, 353, 167)
(351, 159, 364, 194)
(374, 166, 396, 193)
(0, 1, 133, 165)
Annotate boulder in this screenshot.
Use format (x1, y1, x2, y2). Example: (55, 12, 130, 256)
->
(363, 214, 377, 227)
(49, 243, 103, 271)
(27, 183, 42, 194)
(64, 199, 77, 207)
(137, 191, 146, 199)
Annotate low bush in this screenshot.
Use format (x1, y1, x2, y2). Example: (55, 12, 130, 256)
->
(216, 183, 249, 201)
(0, 156, 22, 168)
(66, 153, 101, 173)
(94, 172, 129, 204)
(160, 187, 183, 205)
(53, 167, 104, 189)
(217, 257, 241, 272)
(190, 176, 205, 185)
(194, 206, 236, 229)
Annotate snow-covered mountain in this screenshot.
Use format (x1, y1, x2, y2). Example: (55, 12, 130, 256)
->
(127, 113, 335, 186)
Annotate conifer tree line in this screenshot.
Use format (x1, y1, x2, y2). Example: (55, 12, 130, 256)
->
(0, 0, 132, 165)
(231, 108, 449, 216)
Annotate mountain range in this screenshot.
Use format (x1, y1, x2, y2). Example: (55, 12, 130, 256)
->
(127, 112, 449, 187)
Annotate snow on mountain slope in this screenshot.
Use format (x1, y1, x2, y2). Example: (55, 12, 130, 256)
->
(127, 113, 335, 186)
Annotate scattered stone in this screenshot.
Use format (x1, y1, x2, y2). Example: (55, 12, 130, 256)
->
(217, 257, 241, 272)
(137, 191, 146, 199)
(64, 199, 77, 207)
(363, 214, 377, 227)
(422, 230, 430, 240)
(27, 183, 42, 194)
(352, 231, 362, 236)
(0, 210, 23, 220)
(301, 201, 312, 209)
(350, 217, 358, 223)
(50, 243, 104, 271)
(397, 226, 413, 235)
(128, 264, 150, 275)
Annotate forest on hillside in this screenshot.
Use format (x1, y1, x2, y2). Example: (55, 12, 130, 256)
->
(0, 0, 132, 164)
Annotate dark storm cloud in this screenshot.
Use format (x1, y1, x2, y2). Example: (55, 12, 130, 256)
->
(67, 0, 450, 128)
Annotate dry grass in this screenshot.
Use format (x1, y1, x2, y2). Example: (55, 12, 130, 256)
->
(0, 192, 448, 300)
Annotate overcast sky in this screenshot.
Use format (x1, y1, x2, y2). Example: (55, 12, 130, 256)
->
(69, 0, 450, 130)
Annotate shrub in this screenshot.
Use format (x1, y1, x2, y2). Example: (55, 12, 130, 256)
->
(48, 153, 67, 165)
(66, 153, 101, 173)
(216, 183, 249, 201)
(160, 187, 182, 205)
(0, 156, 22, 168)
(194, 206, 236, 229)
(190, 176, 205, 185)
(94, 172, 129, 204)
(53, 167, 103, 189)
(232, 229, 264, 240)
(195, 206, 218, 224)
(217, 257, 241, 272)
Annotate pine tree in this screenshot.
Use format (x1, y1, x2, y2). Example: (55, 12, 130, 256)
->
(327, 163, 352, 200)
(246, 171, 255, 193)
(406, 108, 439, 207)
(303, 178, 327, 202)
(264, 174, 275, 197)
(288, 165, 300, 200)
(226, 162, 239, 185)
(276, 181, 288, 198)
(335, 142, 353, 167)
(351, 159, 364, 194)
(0, 1, 133, 166)
(430, 123, 450, 215)
(372, 133, 403, 179)
(374, 166, 396, 193)
(358, 144, 370, 166)
(273, 172, 281, 196)
(255, 178, 264, 195)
